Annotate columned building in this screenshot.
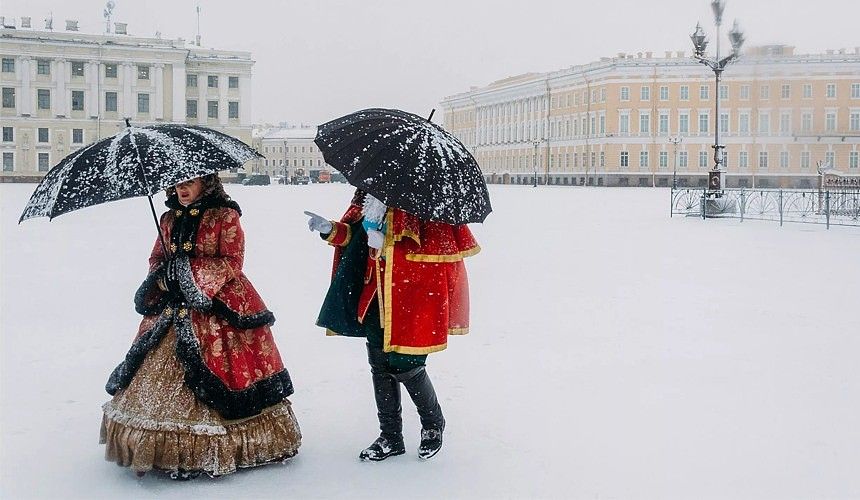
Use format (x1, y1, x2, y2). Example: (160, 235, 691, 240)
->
(441, 46, 860, 188)
(251, 126, 330, 179)
(1, 20, 254, 181)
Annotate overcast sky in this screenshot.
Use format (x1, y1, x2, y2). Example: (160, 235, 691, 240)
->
(3, 0, 859, 126)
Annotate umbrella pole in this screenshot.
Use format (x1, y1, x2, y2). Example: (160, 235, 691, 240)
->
(147, 194, 170, 258)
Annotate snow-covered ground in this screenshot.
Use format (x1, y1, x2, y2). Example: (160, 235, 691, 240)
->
(2, 183, 859, 499)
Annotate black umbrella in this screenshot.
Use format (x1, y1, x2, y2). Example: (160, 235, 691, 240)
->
(20, 122, 261, 254)
(314, 108, 491, 224)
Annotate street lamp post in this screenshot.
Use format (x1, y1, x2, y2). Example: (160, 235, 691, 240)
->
(532, 140, 540, 187)
(669, 136, 683, 189)
(690, 0, 745, 192)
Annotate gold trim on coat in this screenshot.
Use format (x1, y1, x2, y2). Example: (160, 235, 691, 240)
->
(405, 245, 482, 263)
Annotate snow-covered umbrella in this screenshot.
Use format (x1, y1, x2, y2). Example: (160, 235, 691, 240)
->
(19, 122, 261, 253)
(314, 108, 492, 224)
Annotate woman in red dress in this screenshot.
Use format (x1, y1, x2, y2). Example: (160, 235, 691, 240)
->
(101, 174, 300, 479)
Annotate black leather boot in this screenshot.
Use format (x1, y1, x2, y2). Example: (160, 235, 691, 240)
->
(397, 367, 446, 460)
(359, 344, 405, 462)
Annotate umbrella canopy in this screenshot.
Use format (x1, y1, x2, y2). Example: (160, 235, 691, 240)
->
(20, 124, 261, 222)
(314, 108, 491, 224)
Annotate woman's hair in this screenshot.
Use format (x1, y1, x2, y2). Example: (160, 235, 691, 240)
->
(166, 173, 231, 203)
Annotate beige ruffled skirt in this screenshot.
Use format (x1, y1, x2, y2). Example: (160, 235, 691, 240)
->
(100, 328, 301, 476)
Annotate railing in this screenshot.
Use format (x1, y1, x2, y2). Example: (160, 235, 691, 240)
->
(671, 187, 860, 228)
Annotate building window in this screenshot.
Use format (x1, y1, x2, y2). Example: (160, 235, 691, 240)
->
(137, 65, 150, 80)
(639, 112, 650, 134)
(2, 126, 13, 142)
(760, 85, 769, 99)
(620, 87, 629, 101)
(619, 114, 629, 134)
(229, 76, 239, 89)
(739, 85, 750, 100)
(659, 86, 669, 100)
(659, 151, 668, 168)
(850, 112, 860, 132)
(679, 151, 688, 168)
(699, 85, 709, 100)
(639, 151, 649, 168)
(71, 90, 84, 111)
(72, 128, 83, 144)
(801, 151, 810, 169)
(739, 151, 748, 168)
(640, 86, 650, 101)
(680, 85, 689, 101)
(801, 113, 812, 132)
(825, 151, 835, 167)
(207, 100, 218, 118)
(719, 85, 728, 99)
(825, 112, 836, 132)
(228, 101, 239, 119)
(105, 91, 117, 112)
(38, 152, 50, 171)
(659, 113, 669, 134)
(71, 61, 85, 77)
(187, 74, 198, 88)
(187, 100, 198, 118)
(850, 151, 859, 169)
(781, 84, 791, 99)
(779, 112, 791, 134)
(802, 84, 812, 98)
(105, 64, 117, 78)
(1, 58, 14, 72)
(620, 151, 629, 168)
(38, 128, 49, 142)
(698, 112, 709, 134)
(758, 113, 770, 134)
(739, 112, 750, 134)
(2, 152, 13, 171)
(679, 113, 689, 134)
(37, 89, 50, 109)
(1, 87, 14, 108)
(699, 151, 708, 168)
(852, 83, 860, 99)
(779, 151, 789, 168)
(37, 59, 51, 75)
(826, 83, 836, 98)
(208, 75, 219, 88)
(759, 151, 768, 169)
(137, 93, 150, 113)
(720, 112, 729, 133)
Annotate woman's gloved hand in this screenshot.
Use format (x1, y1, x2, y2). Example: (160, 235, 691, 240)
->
(303, 211, 333, 234)
(366, 229, 384, 250)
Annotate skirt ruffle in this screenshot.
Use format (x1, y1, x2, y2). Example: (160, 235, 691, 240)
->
(100, 328, 301, 476)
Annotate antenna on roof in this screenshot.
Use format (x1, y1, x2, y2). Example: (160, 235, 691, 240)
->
(103, 1, 115, 34)
(195, 4, 201, 46)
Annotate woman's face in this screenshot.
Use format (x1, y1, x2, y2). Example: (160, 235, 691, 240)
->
(175, 178, 204, 206)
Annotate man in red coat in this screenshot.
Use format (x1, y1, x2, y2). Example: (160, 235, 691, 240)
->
(306, 189, 479, 461)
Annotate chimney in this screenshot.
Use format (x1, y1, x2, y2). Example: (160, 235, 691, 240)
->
(21, 16, 31, 28)
(114, 22, 127, 34)
(66, 20, 79, 31)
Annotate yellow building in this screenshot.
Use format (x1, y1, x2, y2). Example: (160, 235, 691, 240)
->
(1, 18, 254, 181)
(442, 46, 860, 188)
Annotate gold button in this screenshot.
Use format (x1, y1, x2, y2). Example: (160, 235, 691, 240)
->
(183, 241, 193, 251)
(164, 307, 173, 315)
(170, 243, 177, 252)
(175, 209, 183, 216)
(178, 308, 187, 318)
(189, 208, 200, 216)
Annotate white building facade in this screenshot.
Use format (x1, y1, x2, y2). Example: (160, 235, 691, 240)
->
(250, 126, 331, 179)
(1, 21, 254, 181)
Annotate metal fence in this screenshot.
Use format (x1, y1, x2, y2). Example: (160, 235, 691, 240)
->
(671, 188, 860, 228)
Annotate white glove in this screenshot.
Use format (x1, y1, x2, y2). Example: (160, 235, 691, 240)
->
(303, 211, 333, 234)
(367, 229, 384, 250)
